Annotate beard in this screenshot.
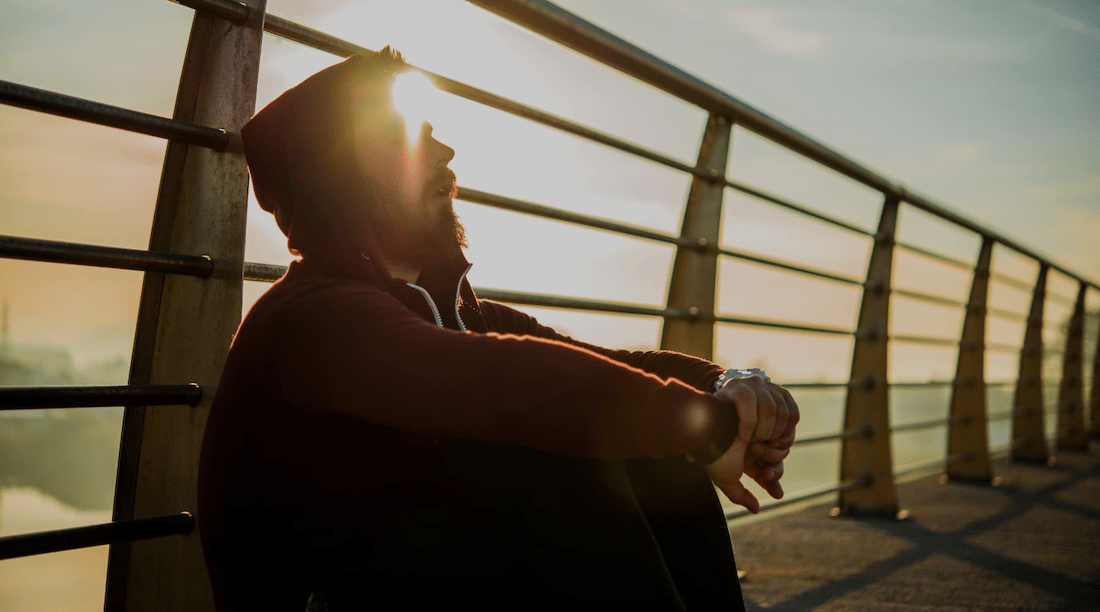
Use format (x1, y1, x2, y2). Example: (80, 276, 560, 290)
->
(362, 171, 467, 270)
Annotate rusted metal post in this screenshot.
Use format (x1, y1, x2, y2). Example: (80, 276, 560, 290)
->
(1056, 282, 1089, 449)
(945, 237, 993, 482)
(660, 114, 732, 359)
(837, 195, 899, 518)
(1011, 265, 1049, 462)
(105, 2, 265, 611)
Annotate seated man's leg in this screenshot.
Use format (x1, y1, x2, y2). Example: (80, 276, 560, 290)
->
(626, 456, 746, 611)
(323, 442, 743, 610)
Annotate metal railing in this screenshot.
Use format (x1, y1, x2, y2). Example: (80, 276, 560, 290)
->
(0, 0, 1097, 609)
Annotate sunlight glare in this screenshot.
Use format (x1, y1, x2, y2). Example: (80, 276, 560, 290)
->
(392, 70, 438, 143)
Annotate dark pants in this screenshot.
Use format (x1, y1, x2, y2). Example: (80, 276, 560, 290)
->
(323, 442, 746, 611)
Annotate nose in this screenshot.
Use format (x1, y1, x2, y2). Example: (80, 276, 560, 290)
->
(422, 123, 454, 166)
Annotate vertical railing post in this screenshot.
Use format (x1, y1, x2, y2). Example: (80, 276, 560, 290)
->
(945, 237, 993, 482)
(1056, 282, 1089, 450)
(660, 114, 732, 359)
(837, 195, 899, 518)
(1090, 297, 1100, 439)
(1011, 264, 1049, 462)
(105, 3, 265, 611)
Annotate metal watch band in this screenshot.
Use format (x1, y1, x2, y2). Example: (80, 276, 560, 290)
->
(714, 367, 771, 392)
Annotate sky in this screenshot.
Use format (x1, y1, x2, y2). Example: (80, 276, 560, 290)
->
(2, 0, 1098, 383)
(1, 1, 1098, 608)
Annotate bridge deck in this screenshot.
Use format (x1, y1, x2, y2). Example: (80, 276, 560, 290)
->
(729, 443, 1100, 611)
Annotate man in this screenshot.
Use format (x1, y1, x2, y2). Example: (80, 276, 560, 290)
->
(198, 49, 798, 611)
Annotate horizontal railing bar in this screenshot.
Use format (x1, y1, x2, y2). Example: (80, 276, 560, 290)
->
(894, 241, 974, 271)
(0, 235, 213, 276)
(889, 336, 1022, 354)
(0, 384, 201, 410)
(886, 338, 1018, 355)
(988, 410, 1014, 422)
(891, 287, 967, 309)
(986, 380, 1017, 387)
(889, 334, 959, 347)
(724, 475, 871, 520)
(243, 262, 288, 282)
(476, 288, 688, 319)
(792, 432, 845, 445)
(891, 417, 950, 434)
(990, 272, 1036, 292)
(718, 246, 863, 286)
(889, 379, 956, 387)
(987, 307, 1028, 322)
(467, 1, 1100, 291)
(793, 426, 870, 446)
(0, 513, 193, 561)
(987, 342, 1023, 353)
(0, 80, 228, 150)
(435, 76, 705, 178)
(258, 12, 708, 181)
(457, 187, 698, 247)
(1046, 293, 1077, 306)
(715, 315, 854, 336)
(721, 179, 874, 237)
(781, 381, 849, 389)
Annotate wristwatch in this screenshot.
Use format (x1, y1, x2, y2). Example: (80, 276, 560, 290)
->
(714, 367, 771, 392)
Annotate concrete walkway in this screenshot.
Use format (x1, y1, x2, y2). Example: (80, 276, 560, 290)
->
(728, 442, 1100, 611)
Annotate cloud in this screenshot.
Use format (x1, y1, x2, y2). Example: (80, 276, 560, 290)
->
(721, 7, 830, 57)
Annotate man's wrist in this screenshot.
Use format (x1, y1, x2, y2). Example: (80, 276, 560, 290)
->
(687, 431, 735, 464)
(714, 367, 771, 392)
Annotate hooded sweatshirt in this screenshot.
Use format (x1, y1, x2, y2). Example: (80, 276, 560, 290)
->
(197, 53, 740, 610)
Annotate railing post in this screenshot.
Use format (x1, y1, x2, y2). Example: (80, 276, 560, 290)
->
(837, 195, 899, 518)
(945, 237, 993, 482)
(1091, 299, 1100, 439)
(1011, 264, 1049, 462)
(105, 3, 265, 611)
(1056, 282, 1089, 450)
(660, 114, 732, 359)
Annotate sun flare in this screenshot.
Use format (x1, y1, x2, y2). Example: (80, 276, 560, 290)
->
(391, 70, 438, 143)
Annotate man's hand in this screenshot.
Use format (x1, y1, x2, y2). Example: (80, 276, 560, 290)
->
(704, 377, 799, 513)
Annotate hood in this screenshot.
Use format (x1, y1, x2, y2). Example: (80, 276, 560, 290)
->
(241, 52, 407, 284)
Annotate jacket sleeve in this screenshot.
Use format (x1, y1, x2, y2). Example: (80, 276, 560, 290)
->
(478, 299, 725, 393)
(262, 282, 737, 461)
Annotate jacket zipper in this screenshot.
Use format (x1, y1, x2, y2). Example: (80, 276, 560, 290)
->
(407, 264, 472, 331)
(406, 283, 444, 328)
(453, 264, 472, 332)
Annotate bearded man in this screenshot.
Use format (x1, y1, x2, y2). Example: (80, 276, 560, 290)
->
(198, 48, 798, 611)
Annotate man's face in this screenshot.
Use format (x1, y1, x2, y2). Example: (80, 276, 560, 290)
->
(350, 77, 464, 268)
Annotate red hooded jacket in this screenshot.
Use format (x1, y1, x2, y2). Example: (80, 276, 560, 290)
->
(197, 53, 741, 610)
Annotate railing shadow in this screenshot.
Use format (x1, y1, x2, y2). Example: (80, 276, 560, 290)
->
(741, 443, 1100, 611)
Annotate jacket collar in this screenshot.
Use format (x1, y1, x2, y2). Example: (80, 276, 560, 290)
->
(291, 246, 485, 333)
